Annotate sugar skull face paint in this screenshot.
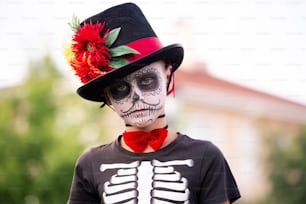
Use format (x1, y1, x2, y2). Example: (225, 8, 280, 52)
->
(106, 61, 169, 128)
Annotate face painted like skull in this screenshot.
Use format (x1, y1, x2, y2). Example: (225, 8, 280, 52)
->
(106, 61, 168, 128)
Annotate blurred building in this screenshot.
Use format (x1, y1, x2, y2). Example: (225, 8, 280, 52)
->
(170, 62, 306, 202)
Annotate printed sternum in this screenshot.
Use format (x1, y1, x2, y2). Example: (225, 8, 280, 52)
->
(137, 161, 154, 203)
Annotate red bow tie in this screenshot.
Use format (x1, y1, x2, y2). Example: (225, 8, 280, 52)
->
(122, 128, 168, 153)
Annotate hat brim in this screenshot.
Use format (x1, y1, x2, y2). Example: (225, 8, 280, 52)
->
(77, 43, 184, 102)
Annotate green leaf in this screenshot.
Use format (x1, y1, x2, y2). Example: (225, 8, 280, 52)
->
(109, 45, 139, 57)
(109, 57, 130, 69)
(105, 27, 121, 47)
(68, 14, 80, 32)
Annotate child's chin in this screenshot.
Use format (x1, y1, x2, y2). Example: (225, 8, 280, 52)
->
(128, 118, 155, 129)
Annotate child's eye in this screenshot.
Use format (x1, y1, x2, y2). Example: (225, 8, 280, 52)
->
(141, 77, 154, 86)
(108, 81, 131, 100)
(116, 84, 129, 92)
(137, 73, 158, 91)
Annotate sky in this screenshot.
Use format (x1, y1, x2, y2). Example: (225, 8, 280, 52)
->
(1, 0, 306, 105)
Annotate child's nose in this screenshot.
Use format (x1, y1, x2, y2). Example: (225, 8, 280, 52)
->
(132, 87, 144, 102)
(132, 92, 140, 101)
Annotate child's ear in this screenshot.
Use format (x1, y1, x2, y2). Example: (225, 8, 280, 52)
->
(103, 94, 116, 112)
(165, 62, 175, 95)
(102, 89, 112, 106)
(165, 63, 172, 81)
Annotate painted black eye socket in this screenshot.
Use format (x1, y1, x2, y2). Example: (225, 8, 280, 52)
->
(109, 80, 131, 100)
(137, 73, 159, 92)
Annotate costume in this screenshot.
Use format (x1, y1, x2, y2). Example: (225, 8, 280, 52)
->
(68, 134, 240, 203)
(64, 3, 241, 203)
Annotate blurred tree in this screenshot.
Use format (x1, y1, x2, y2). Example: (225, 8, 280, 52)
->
(0, 55, 110, 203)
(260, 126, 306, 204)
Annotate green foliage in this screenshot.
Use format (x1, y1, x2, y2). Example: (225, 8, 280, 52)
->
(105, 27, 139, 69)
(260, 127, 306, 204)
(105, 27, 121, 47)
(68, 13, 80, 32)
(108, 57, 131, 69)
(0, 55, 109, 203)
(109, 45, 139, 57)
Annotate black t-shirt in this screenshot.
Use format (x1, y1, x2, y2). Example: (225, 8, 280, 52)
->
(68, 133, 241, 203)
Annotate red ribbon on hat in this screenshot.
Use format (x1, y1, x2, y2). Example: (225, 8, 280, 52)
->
(124, 37, 163, 62)
(122, 128, 168, 152)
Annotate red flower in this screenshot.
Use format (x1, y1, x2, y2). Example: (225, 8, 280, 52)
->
(71, 21, 114, 83)
(65, 15, 139, 84)
(71, 62, 103, 83)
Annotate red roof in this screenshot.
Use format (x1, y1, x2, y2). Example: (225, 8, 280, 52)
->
(176, 65, 306, 109)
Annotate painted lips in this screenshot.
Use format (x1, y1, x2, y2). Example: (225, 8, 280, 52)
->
(121, 108, 159, 118)
(132, 109, 147, 113)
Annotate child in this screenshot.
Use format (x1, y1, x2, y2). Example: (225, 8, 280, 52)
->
(65, 3, 241, 203)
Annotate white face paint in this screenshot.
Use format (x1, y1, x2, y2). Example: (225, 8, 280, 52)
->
(106, 61, 168, 128)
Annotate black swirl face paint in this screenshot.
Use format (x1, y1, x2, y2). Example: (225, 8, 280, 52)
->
(106, 61, 167, 128)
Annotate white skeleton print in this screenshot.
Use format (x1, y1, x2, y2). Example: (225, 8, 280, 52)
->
(100, 159, 194, 203)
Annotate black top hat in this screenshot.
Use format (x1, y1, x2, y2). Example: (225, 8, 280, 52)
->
(66, 3, 184, 102)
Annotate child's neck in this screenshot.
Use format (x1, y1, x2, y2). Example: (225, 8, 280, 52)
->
(125, 116, 167, 132)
